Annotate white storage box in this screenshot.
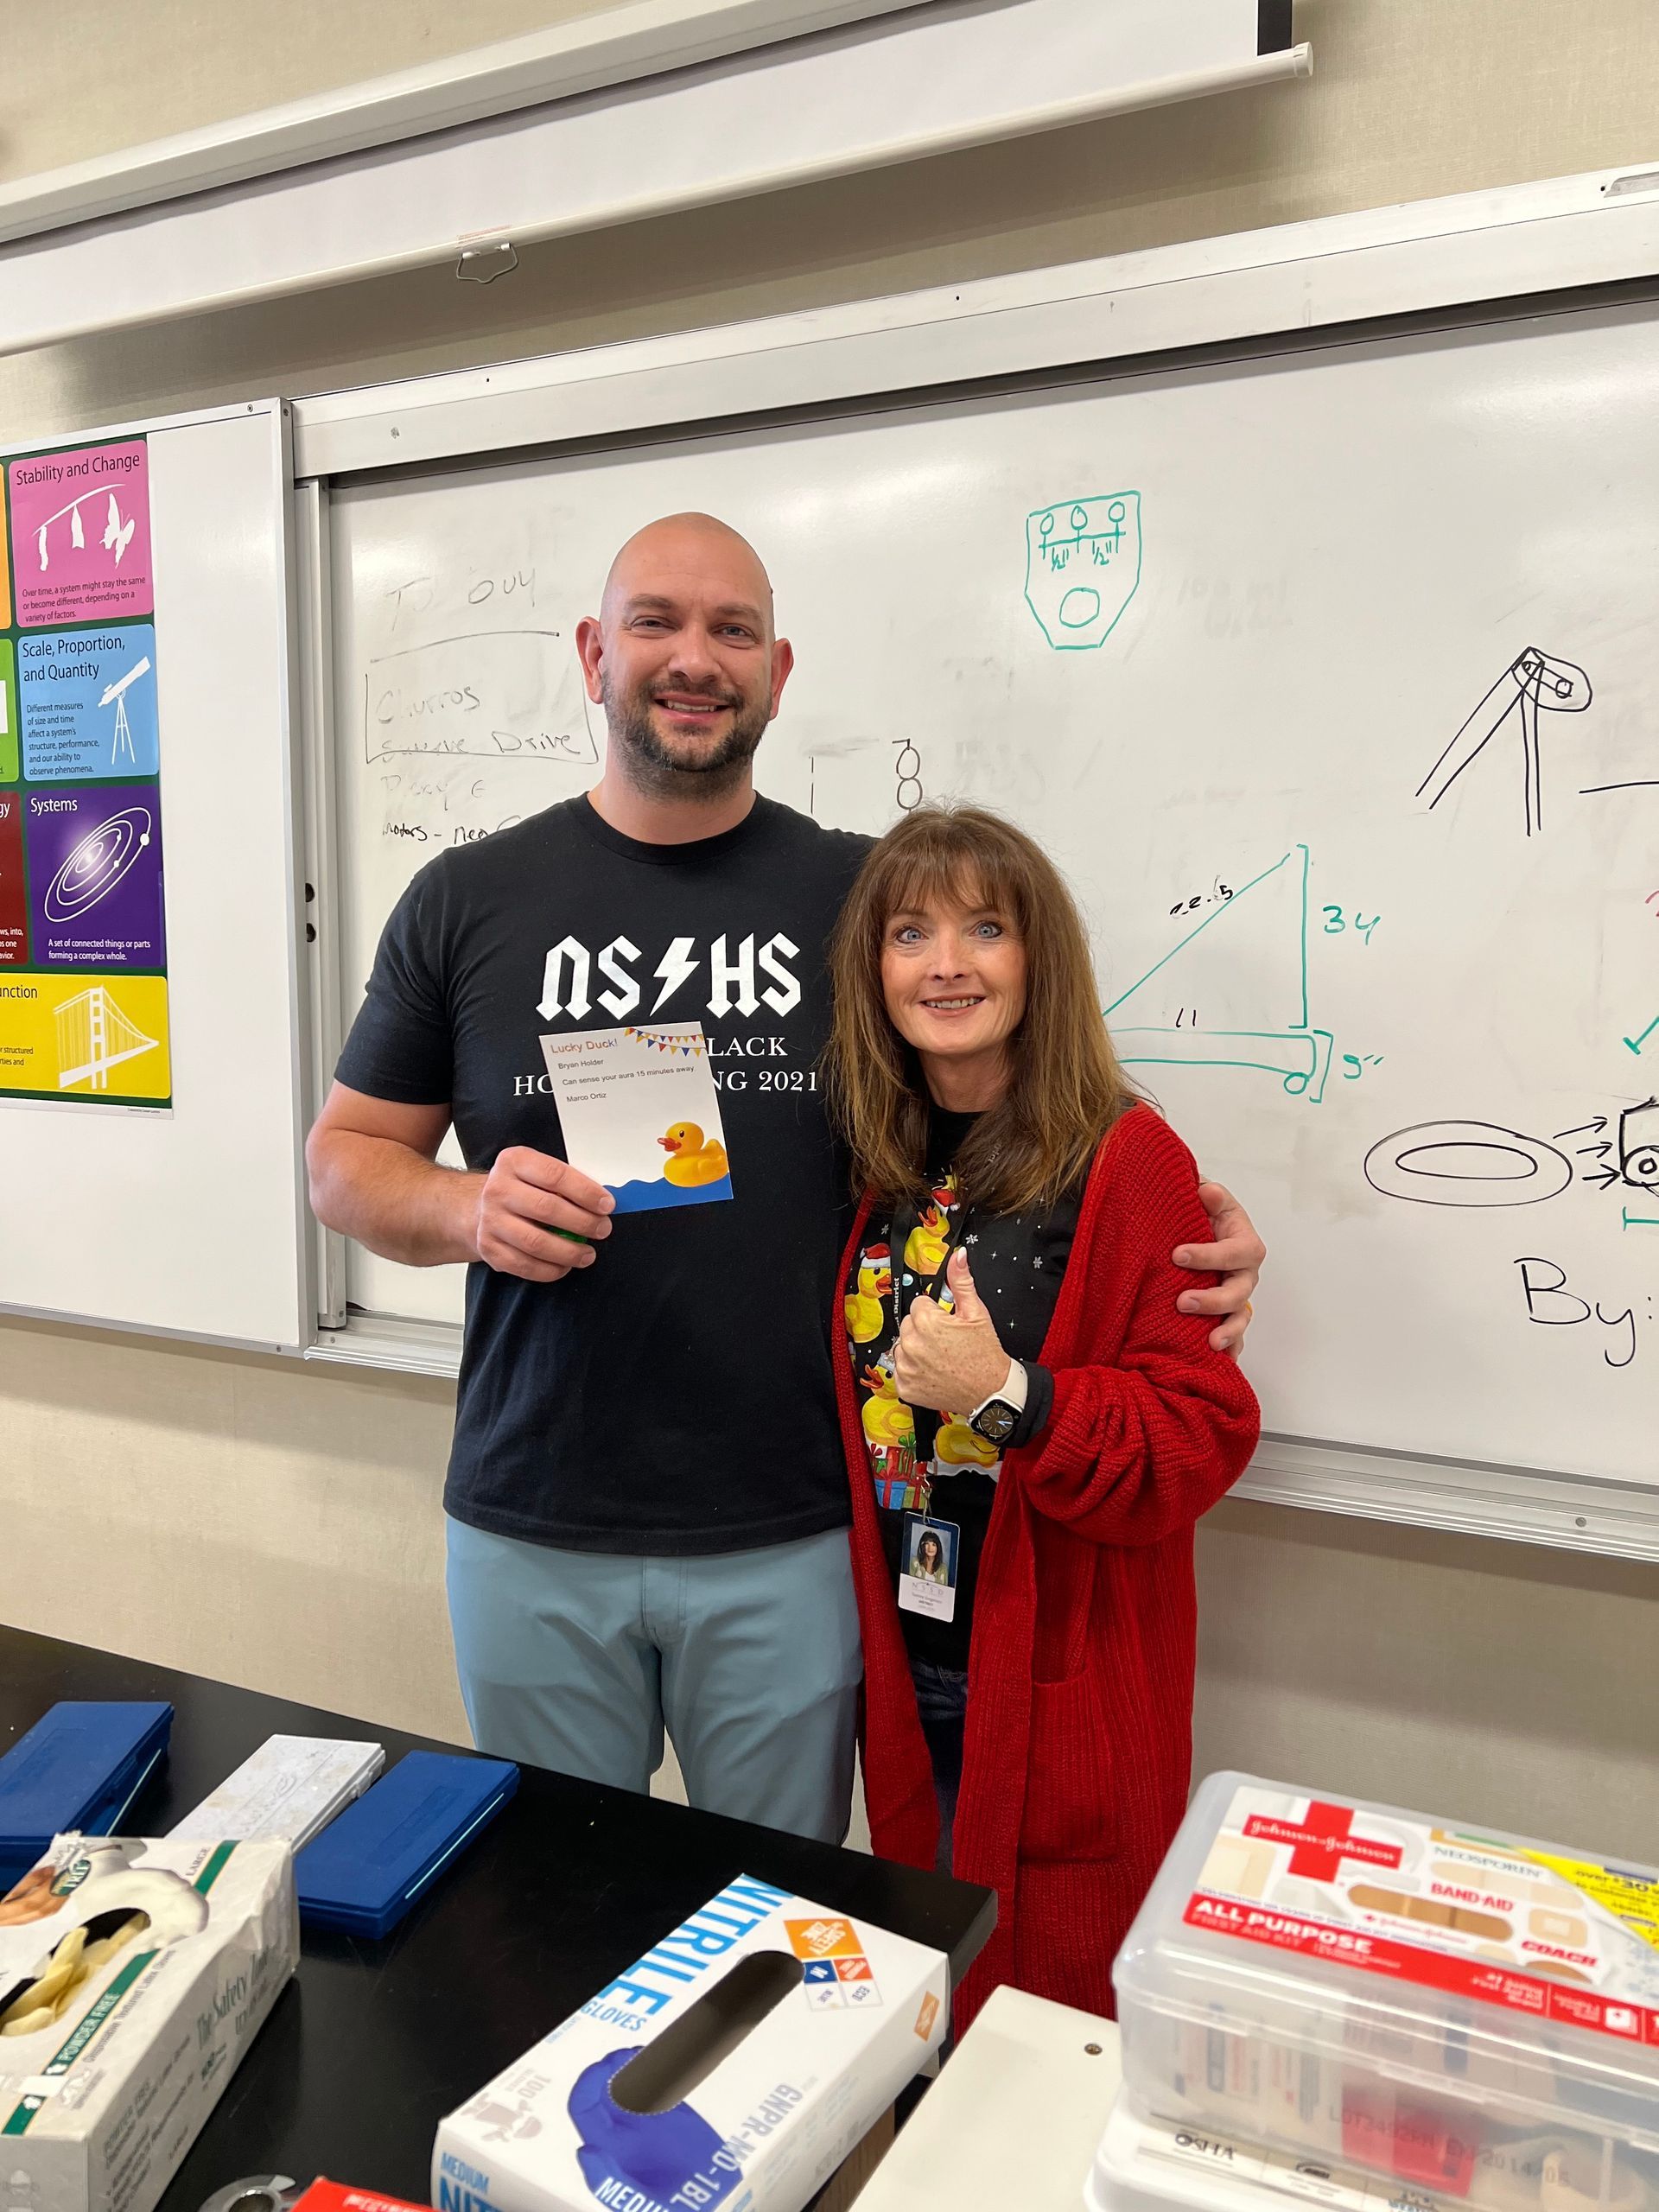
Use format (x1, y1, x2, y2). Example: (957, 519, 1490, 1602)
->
(1086, 2088, 1465, 2212)
(433, 1872, 948, 2212)
(1112, 1775, 1659, 2212)
(0, 1834, 298, 2212)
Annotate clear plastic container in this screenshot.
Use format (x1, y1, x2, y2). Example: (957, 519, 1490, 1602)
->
(1113, 1774, 1659, 2212)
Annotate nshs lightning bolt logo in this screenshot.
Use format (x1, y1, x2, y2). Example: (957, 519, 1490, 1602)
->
(537, 933, 801, 1023)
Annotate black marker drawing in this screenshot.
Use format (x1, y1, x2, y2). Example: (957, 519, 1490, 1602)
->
(1514, 1258, 1640, 1370)
(1369, 1108, 1659, 1215)
(1417, 647, 1592, 836)
(1363, 1121, 1573, 1207)
(893, 739, 924, 812)
(1554, 1102, 1659, 1196)
(1619, 1100, 1659, 1191)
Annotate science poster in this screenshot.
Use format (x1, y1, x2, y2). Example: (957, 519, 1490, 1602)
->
(0, 437, 171, 1108)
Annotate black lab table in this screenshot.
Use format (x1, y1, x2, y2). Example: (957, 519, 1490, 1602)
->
(0, 1627, 995, 2210)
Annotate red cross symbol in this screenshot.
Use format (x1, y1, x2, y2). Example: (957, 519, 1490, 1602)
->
(1243, 1802, 1404, 1880)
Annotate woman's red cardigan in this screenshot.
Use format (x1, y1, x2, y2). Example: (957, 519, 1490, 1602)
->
(834, 1103, 1262, 2031)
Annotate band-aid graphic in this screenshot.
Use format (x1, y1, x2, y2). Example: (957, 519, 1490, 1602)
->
(1204, 1834, 1275, 1899)
(1529, 1908, 1588, 1945)
(1349, 1885, 1512, 1942)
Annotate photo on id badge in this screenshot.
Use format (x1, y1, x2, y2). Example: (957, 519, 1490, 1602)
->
(539, 1021, 733, 1213)
(899, 1516, 960, 1622)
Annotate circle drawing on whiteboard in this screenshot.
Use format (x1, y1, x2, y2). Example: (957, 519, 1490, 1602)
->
(1059, 588, 1103, 630)
(42, 806, 153, 923)
(1363, 1121, 1573, 1208)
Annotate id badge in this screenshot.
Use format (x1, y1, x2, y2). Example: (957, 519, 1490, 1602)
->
(897, 1513, 960, 1624)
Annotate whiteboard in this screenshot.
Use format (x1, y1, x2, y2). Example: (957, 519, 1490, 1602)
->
(327, 297, 1659, 1489)
(1, 403, 308, 1351)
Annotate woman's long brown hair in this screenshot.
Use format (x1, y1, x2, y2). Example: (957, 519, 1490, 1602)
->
(824, 803, 1137, 1213)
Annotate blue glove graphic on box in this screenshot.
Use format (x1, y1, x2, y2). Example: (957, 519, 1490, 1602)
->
(569, 2049, 741, 2208)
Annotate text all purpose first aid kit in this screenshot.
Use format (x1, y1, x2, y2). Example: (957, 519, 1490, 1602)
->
(0, 1834, 297, 2212)
(1095, 1774, 1659, 2212)
(433, 1874, 948, 2212)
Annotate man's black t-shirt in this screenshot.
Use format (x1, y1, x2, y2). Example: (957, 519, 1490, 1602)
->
(335, 794, 870, 1555)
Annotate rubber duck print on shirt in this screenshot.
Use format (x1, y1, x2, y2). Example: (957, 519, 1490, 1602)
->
(902, 1177, 960, 1278)
(860, 1354, 917, 1452)
(658, 1123, 729, 1187)
(845, 1245, 893, 1344)
(934, 1414, 1001, 1471)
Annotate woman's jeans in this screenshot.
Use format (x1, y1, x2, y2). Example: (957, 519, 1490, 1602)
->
(909, 1656, 970, 1875)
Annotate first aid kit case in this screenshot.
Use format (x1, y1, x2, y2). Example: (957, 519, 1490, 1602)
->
(1111, 1774, 1659, 2212)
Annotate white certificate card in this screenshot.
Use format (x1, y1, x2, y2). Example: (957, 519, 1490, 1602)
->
(539, 1022, 734, 1213)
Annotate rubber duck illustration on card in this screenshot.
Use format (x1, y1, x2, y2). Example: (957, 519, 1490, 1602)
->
(658, 1123, 728, 1187)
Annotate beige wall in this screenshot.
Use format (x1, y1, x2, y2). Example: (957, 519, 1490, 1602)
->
(5, 0, 1659, 442)
(3, 0, 1657, 1853)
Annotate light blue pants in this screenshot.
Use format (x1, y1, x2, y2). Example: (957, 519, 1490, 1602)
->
(444, 1517, 861, 1844)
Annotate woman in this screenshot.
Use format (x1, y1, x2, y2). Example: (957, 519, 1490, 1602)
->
(825, 804, 1259, 2030)
(909, 1529, 950, 1583)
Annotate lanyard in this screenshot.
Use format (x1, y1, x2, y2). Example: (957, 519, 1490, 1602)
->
(888, 1191, 972, 1324)
(887, 1184, 975, 1483)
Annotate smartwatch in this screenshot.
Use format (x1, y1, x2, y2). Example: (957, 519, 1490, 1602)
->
(968, 1357, 1028, 1446)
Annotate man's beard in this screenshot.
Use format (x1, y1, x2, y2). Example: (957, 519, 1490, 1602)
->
(602, 671, 769, 799)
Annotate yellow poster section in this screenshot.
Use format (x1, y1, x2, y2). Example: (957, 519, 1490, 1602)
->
(0, 974, 171, 1100)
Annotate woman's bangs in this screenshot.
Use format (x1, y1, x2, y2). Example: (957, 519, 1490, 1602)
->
(876, 828, 1028, 934)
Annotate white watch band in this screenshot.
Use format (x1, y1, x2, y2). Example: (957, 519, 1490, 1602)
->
(971, 1357, 1027, 1421)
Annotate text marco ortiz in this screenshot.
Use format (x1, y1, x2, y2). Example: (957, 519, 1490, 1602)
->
(520, 931, 804, 1093)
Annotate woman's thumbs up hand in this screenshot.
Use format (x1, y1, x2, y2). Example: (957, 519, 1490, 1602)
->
(944, 1246, 988, 1319)
(895, 1244, 1009, 1412)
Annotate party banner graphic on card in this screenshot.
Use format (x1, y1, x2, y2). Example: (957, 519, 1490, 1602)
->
(0, 438, 171, 1108)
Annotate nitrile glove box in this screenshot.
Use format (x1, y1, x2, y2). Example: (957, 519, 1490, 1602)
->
(433, 1873, 949, 2212)
(1110, 1774, 1659, 2212)
(0, 1833, 297, 2212)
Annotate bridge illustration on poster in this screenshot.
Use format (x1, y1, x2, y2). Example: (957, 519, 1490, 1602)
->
(56, 984, 160, 1091)
(1105, 844, 1334, 1103)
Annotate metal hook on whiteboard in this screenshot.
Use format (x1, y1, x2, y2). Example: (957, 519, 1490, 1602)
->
(455, 238, 519, 284)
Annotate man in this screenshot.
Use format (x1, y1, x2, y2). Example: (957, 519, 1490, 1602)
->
(306, 513, 1264, 1844)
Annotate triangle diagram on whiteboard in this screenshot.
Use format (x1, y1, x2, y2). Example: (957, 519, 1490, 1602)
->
(1105, 846, 1332, 1100)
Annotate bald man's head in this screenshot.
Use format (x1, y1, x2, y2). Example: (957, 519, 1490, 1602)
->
(577, 513, 794, 804)
(601, 513, 775, 633)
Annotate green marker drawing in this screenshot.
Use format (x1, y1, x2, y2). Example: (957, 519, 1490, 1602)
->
(1025, 492, 1141, 650)
(1105, 845, 1334, 1103)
